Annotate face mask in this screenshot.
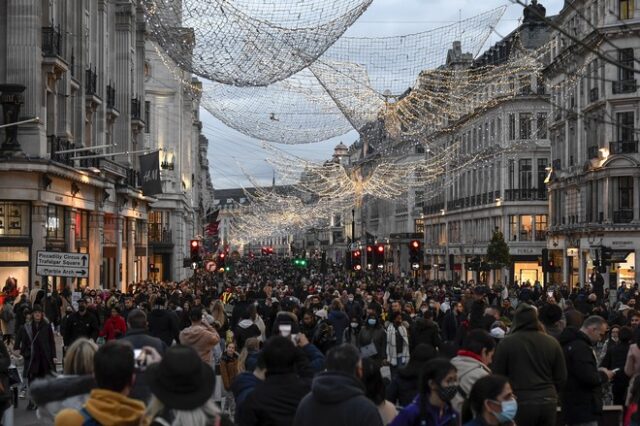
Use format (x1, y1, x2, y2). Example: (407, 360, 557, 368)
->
(420, 307, 428, 313)
(78, 306, 87, 313)
(350, 322, 359, 328)
(367, 318, 377, 326)
(437, 384, 459, 402)
(492, 399, 518, 423)
(348, 297, 354, 302)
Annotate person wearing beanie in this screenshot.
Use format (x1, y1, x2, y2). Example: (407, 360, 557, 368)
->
(492, 303, 567, 426)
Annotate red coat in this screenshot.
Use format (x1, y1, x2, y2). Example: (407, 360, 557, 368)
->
(101, 315, 127, 341)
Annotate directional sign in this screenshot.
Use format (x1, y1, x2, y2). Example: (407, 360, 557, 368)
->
(36, 251, 89, 278)
(205, 261, 217, 272)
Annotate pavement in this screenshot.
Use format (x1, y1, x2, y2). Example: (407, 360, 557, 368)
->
(6, 333, 65, 426)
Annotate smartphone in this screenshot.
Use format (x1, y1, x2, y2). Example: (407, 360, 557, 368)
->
(134, 349, 142, 359)
(613, 368, 620, 374)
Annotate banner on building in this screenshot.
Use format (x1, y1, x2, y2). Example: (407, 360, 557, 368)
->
(139, 151, 162, 196)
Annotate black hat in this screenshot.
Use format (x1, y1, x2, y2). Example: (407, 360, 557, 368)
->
(147, 345, 215, 410)
(32, 304, 44, 313)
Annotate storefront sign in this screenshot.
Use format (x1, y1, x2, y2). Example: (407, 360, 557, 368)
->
(139, 151, 162, 196)
(100, 159, 127, 178)
(36, 251, 89, 278)
(612, 241, 635, 248)
(513, 248, 537, 255)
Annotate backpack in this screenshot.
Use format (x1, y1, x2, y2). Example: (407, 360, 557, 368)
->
(79, 407, 101, 426)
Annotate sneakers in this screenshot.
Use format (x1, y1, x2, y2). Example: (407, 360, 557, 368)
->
(18, 390, 26, 399)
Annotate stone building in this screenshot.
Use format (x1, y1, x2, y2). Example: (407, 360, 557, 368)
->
(0, 1, 212, 290)
(544, 0, 640, 288)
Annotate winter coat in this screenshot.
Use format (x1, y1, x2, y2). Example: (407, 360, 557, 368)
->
(559, 326, 608, 424)
(238, 372, 311, 426)
(54, 389, 145, 426)
(179, 322, 220, 364)
(386, 367, 419, 408)
(100, 314, 126, 341)
(62, 311, 99, 346)
(234, 319, 262, 351)
(148, 308, 180, 347)
(220, 353, 240, 391)
(409, 318, 442, 351)
(492, 304, 567, 403)
(231, 372, 263, 423)
(19, 319, 56, 380)
(327, 310, 350, 345)
(390, 396, 459, 426)
(30, 374, 95, 422)
(386, 323, 410, 367)
(450, 354, 491, 414)
(357, 325, 387, 364)
(120, 328, 166, 354)
(294, 371, 383, 426)
(0, 303, 15, 335)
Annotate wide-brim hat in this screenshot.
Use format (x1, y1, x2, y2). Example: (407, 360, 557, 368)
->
(146, 345, 215, 410)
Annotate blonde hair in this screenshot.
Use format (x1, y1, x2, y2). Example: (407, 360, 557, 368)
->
(211, 300, 226, 326)
(238, 337, 260, 373)
(63, 338, 98, 375)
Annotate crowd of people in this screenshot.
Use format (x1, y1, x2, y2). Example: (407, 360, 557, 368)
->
(0, 256, 639, 425)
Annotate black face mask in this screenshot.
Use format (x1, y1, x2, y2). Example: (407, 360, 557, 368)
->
(78, 306, 87, 313)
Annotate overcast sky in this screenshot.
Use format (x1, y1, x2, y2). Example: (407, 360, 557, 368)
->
(204, 0, 564, 189)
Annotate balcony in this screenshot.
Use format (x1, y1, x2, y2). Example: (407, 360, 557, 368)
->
(504, 188, 547, 201)
(49, 135, 74, 166)
(85, 68, 97, 96)
(609, 140, 638, 154)
(126, 168, 139, 188)
(589, 87, 599, 103)
(148, 224, 173, 244)
(131, 98, 142, 120)
(613, 209, 634, 224)
(613, 79, 637, 94)
(587, 146, 599, 159)
(42, 26, 63, 58)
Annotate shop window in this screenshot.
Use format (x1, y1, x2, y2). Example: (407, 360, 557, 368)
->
(0, 202, 30, 237)
(46, 205, 65, 240)
(0, 247, 29, 262)
(535, 215, 548, 241)
(620, 0, 635, 19)
(509, 215, 518, 241)
(520, 215, 533, 241)
(75, 210, 89, 244)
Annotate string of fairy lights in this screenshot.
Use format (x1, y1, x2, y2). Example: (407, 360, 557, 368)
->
(142, 1, 624, 244)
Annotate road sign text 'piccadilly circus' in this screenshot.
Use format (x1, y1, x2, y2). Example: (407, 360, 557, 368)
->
(36, 251, 90, 278)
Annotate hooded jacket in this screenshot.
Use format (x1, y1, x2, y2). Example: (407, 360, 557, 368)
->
(54, 389, 146, 426)
(558, 326, 608, 424)
(492, 304, 567, 403)
(148, 308, 180, 347)
(234, 319, 261, 350)
(31, 374, 96, 422)
(293, 371, 383, 426)
(179, 322, 220, 364)
(450, 353, 491, 413)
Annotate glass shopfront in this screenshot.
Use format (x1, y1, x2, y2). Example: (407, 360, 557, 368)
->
(0, 201, 30, 237)
(0, 201, 31, 294)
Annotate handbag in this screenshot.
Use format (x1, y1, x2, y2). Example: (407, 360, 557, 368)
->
(7, 366, 20, 386)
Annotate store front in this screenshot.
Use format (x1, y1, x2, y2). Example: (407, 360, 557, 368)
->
(0, 201, 31, 293)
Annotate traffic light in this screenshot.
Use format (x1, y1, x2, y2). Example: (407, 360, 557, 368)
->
(293, 258, 308, 268)
(601, 246, 613, 272)
(190, 240, 201, 263)
(409, 240, 421, 270)
(374, 244, 385, 268)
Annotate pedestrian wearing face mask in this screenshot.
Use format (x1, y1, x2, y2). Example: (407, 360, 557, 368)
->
(461, 375, 518, 426)
(62, 299, 100, 346)
(357, 314, 387, 367)
(389, 358, 460, 426)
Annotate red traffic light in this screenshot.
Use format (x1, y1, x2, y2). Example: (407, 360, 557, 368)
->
(190, 240, 199, 248)
(410, 240, 420, 250)
(353, 250, 361, 258)
(377, 244, 384, 253)
(219, 252, 226, 259)
(366, 246, 373, 253)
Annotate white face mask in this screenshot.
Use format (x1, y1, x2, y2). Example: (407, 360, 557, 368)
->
(350, 322, 359, 328)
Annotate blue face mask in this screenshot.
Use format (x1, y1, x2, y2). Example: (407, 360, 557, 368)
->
(367, 318, 377, 326)
(492, 399, 517, 423)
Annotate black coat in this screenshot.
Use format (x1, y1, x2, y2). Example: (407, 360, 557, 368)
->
(62, 311, 99, 345)
(559, 327, 608, 424)
(386, 367, 419, 407)
(409, 318, 441, 351)
(238, 373, 311, 426)
(148, 308, 180, 347)
(21, 320, 56, 380)
(294, 372, 383, 426)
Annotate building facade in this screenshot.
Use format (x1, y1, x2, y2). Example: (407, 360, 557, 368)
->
(545, 0, 640, 288)
(422, 5, 553, 285)
(0, 1, 212, 291)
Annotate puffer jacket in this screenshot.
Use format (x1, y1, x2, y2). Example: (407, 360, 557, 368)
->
(450, 352, 491, 413)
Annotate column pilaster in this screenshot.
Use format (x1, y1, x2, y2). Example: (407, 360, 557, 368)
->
(89, 212, 104, 289)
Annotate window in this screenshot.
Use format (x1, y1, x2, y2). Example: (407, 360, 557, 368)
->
(509, 215, 518, 241)
(148, 210, 170, 243)
(508, 113, 516, 140)
(519, 113, 532, 139)
(0, 202, 30, 237)
(619, 48, 634, 81)
(508, 160, 515, 190)
(535, 215, 547, 241)
(616, 111, 635, 141)
(620, 0, 634, 19)
(520, 215, 533, 241)
(75, 210, 89, 243)
(619, 176, 634, 210)
(144, 101, 151, 133)
(46, 205, 65, 240)
(519, 159, 533, 190)
(537, 112, 547, 139)
(537, 158, 548, 191)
